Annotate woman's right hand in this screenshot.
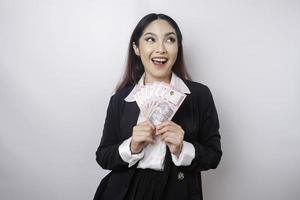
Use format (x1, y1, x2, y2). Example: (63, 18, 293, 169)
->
(130, 120, 156, 154)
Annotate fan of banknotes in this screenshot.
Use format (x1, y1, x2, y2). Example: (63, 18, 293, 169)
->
(133, 82, 186, 126)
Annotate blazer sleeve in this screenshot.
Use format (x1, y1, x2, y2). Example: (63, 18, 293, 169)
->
(95, 95, 129, 171)
(183, 86, 222, 172)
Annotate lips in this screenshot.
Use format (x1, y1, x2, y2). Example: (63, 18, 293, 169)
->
(151, 57, 168, 65)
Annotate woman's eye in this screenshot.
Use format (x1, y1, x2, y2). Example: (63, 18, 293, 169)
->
(167, 37, 176, 43)
(145, 37, 155, 42)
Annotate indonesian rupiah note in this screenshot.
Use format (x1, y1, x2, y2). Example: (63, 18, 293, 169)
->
(133, 82, 186, 126)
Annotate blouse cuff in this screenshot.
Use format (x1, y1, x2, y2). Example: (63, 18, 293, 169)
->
(171, 141, 195, 166)
(118, 137, 144, 167)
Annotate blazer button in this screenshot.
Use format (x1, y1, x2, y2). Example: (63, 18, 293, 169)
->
(177, 172, 184, 181)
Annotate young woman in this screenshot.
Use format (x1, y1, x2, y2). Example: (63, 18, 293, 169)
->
(93, 13, 222, 200)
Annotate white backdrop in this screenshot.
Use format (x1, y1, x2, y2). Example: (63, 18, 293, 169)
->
(1, 0, 299, 199)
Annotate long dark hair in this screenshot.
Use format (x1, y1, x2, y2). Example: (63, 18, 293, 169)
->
(116, 13, 191, 92)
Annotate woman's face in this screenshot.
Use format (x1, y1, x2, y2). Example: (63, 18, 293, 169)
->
(133, 19, 179, 83)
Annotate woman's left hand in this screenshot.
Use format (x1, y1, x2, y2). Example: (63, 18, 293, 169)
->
(156, 121, 184, 157)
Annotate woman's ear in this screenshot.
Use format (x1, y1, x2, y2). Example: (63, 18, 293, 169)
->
(132, 42, 140, 56)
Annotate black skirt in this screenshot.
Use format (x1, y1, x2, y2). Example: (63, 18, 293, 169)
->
(124, 168, 165, 200)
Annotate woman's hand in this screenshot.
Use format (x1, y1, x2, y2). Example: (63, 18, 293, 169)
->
(156, 121, 184, 157)
(131, 120, 156, 154)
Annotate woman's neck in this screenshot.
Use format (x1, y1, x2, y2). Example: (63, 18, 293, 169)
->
(144, 74, 172, 85)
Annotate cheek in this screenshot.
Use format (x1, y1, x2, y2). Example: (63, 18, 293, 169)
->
(169, 49, 178, 62)
(139, 48, 153, 67)
(166, 44, 178, 58)
(140, 46, 152, 59)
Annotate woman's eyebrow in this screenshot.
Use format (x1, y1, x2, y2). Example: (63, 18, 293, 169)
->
(165, 32, 176, 36)
(143, 32, 156, 37)
(143, 32, 176, 37)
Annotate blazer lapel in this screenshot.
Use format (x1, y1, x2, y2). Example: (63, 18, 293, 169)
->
(120, 101, 140, 140)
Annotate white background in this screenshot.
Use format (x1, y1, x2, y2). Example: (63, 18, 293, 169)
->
(1, 0, 299, 199)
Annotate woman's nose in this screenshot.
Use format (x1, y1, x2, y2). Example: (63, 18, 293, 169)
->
(156, 42, 166, 53)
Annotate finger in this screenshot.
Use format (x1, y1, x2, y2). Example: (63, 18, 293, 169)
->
(157, 121, 182, 133)
(139, 126, 155, 133)
(156, 121, 172, 130)
(166, 121, 182, 130)
(146, 120, 155, 129)
(160, 132, 174, 141)
(157, 124, 184, 136)
(161, 132, 183, 143)
(162, 135, 180, 145)
(138, 130, 156, 137)
(145, 137, 155, 144)
(156, 125, 178, 135)
(134, 134, 155, 144)
(160, 131, 172, 140)
(137, 134, 155, 144)
(135, 124, 155, 133)
(134, 130, 155, 138)
(141, 120, 155, 129)
(167, 121, 182, 130)
(141, 120, 156, 129)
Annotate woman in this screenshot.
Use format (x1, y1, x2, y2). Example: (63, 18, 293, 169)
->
(94, 13, 222, 200)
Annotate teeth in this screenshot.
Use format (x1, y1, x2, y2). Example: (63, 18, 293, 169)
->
(152, 58, 167, 62)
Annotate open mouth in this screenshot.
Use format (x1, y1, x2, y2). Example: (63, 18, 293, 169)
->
(151, 57, 168, 65)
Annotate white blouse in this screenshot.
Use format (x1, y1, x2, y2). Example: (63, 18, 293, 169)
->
(118, 72, 195, 171)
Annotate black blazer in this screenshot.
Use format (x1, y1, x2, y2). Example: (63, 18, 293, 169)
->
(94, 80, 222, 200)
